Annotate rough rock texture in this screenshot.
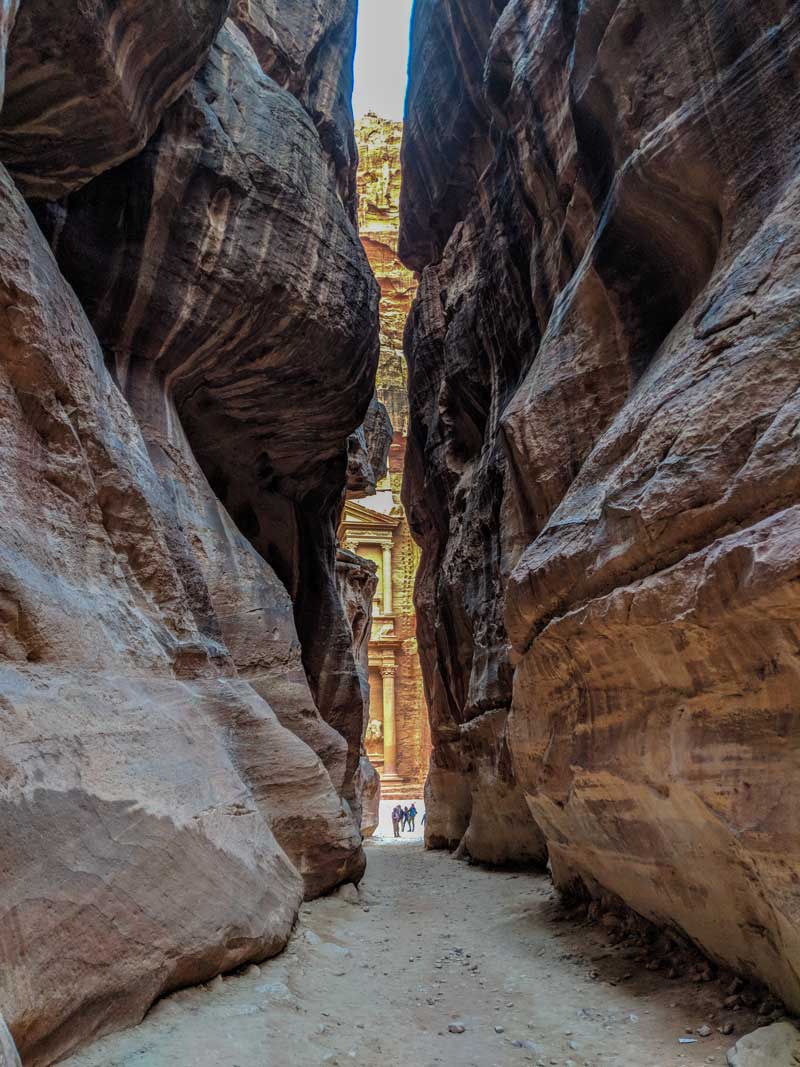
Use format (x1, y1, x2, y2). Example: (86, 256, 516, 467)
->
(400, 1, 545, 862)
(399, 1, 509, 273)
(0, 4, 378, 1064)
(347, 394, 393, 498)
(357, 755, 381, 838)
(0, 0, 229, 198)
(34, 18, 379, 817)
(402, 0, 800, 1005)
(726, 1022, 800, 1067)
(357, 113, 418, 423)
(336, 548, 381, 835)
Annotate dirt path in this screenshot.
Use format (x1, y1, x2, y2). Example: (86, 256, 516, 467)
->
(63, 830, 757, 1067)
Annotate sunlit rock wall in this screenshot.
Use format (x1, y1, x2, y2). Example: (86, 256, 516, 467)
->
(401, 0, 800, 1005)
(355, 114, 430, 792)
(0, 3, 379, 1063)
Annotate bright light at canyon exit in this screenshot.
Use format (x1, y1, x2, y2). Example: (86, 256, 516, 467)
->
(353, 0, 413, 119)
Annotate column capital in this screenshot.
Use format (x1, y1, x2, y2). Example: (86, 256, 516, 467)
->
(380, 664, 397, 679)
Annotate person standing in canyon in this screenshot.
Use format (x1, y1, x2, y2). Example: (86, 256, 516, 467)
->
(408, 803, 418, 831)
(391, 805, 402, 838)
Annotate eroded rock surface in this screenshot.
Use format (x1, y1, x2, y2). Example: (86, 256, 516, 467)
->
(726, 1022, 800, 1067)
(0, 0, 229, 198)
(336, 547, 382, 833)
(402, 0, 800, 1003)
(35, 18, 379, 815)
(0, 167, 304, 1066)
(0, 3, 378, 1063)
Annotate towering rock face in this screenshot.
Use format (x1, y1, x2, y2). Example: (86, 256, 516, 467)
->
(0, 3, 378, 1064)
(358, 113, 417, 419)
(402, 0, 800, 1005)
(232, 0, 360, 212)
(0, 0, 230, 198)
(34, 19, 379, 816)
(336, 548, 382, 836)
(400, 0, 547, 864)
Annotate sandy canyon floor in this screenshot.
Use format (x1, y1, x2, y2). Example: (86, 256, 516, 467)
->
(63, 804, 762, 1067)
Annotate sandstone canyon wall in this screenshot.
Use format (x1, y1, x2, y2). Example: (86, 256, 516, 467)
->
(0, 3, 379, 1064)
(401, 0, 800, 1009)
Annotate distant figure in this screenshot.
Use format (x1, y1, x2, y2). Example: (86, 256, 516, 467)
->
(408, 803, 418, 831)
(401, 805, 410, 831)
(421, 811, 426, 826)
(391, 805, 401, 838)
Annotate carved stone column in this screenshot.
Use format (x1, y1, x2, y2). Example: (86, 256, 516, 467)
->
(381, 662, 398, 777)
(381, 542, 393, 615)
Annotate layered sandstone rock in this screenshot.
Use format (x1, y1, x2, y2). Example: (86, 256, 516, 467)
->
(402, 0, 800, 1004)
(232, 0, 359, 211)
(0, 1017, 20, 1067)
(336, 548, 381, 835)
(34, 18, 379, 818)
(347, 394, 393, 498)
(357, 114, 417, 395)
(0, 4, 378, 1063)
(400, 6, 545, 859)
(0, 0, 229, 198)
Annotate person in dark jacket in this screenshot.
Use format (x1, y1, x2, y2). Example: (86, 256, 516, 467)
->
(408, 803, 418, 831)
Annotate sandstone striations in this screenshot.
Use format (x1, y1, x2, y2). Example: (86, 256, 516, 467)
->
(0, 4, 378, 1064)
(0, 0, 229, 198)
(402, 0, 800, 1004)
(0, 1016, 19, 1067)
(232, 0, 360, 212)
(336, 547, 381, 836)
(34, 19, 380, 818)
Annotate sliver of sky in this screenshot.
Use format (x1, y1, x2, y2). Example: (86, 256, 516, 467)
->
(352, 0, 414, 121)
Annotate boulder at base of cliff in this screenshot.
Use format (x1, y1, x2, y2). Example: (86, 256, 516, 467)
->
(727, 1022, 800, 1067)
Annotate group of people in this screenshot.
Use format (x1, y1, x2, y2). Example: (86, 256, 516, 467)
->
(390, 803, 419, 836)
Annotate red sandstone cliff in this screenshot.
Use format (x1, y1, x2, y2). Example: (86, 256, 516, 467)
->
(0, 3, 379, 1063)
(401, 0, 800, 1008)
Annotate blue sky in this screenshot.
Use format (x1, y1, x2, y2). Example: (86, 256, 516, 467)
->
(352, 0, 414, 120)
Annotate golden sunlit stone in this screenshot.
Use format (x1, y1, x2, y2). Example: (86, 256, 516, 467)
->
(340, 113, 429, 801)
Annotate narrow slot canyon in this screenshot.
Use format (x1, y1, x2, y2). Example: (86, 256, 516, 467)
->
(0, 3, 798, 1067)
